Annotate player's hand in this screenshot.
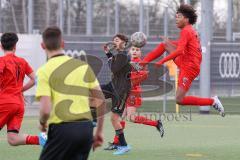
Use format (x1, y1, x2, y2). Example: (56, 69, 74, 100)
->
(159, 36, 177, 53)
(103, 44, 110, 53)
(159, 36, 169, 42)
(103, 42, 116, 53)
(93, 131, 104, 151)
(39, 122, 48, 132)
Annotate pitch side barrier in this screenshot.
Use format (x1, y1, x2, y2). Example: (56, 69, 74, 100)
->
(210, 42, 240, 96)
(64, 39, 240, 97)
(1, 35, 237, 99)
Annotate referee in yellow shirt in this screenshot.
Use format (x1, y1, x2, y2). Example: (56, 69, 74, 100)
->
(36, 26, 105, 160)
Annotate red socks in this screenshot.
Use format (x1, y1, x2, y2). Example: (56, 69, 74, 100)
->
(112, 117, 158, 144)
(134, 116, 158, 127)
(112, 117, 159, 144)
(26, 135, 39, 145)
(120, 120, 126, 129)
(113, 135, 119, 144)
(180, 96, 214, 106)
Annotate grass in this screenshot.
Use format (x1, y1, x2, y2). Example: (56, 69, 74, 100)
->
(0, 97, 239, 160)
(139, 97, 240, 114)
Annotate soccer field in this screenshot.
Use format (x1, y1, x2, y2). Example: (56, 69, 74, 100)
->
(0, 113, 240, 160)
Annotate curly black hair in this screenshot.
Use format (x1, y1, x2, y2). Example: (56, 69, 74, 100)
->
(1, 32, 18, 51)
(177, 4, 197, 25)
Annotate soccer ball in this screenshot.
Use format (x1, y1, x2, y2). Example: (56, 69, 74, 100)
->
(130, 32, 147, 48)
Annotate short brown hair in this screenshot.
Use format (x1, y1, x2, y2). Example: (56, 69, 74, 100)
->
(177, 4, 197, 25)
(42, 26, 62, 51)
(113, 33, 128, 43)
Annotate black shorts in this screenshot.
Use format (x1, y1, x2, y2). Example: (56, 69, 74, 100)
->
(39, 120, 93, 160)
(101, 83, 128, 116)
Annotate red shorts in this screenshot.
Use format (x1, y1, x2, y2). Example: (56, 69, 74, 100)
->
(0, 104, 24, 133)
(126, 93, 142, 108)
(178, 66, 200, 91)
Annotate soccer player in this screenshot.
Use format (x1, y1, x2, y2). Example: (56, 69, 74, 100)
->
(140, 4, 225, 116)
(106, 46, 164, 150)
(125, 46, 164, 134)
(101, 34, 131, 155)
(36, 26, 105, 160)
(0, 32, 45, 146)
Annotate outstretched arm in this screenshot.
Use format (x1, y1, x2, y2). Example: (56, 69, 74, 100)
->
(141, 37, 178, 65)
(141, 43, 166, 65)
(155, 47, 184, 66)
(155, 30, 189, 66)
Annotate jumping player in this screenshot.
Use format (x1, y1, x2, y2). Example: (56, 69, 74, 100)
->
(140, 4, 225, 116)
(105, 46, 165, 151)
(0, 32, 45, 147)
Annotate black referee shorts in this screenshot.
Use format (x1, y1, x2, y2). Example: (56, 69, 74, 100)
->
(39, 120, 93, 160)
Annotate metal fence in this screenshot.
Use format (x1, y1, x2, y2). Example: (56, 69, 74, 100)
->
(0, 0, 239, 40)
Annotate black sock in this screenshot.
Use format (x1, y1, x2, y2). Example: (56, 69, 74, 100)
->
(115, 129, 127, 146)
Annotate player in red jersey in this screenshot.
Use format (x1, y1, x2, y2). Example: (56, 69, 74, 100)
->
(140, 4, 225, 116)
(0, 32, 46, 146)
(125, 46, 164, 136)
(105, 46, 164, 150)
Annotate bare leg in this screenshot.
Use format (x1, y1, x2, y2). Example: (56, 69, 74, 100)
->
(7, 133, 27, 146)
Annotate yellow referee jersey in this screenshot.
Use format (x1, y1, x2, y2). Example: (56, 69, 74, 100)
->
(36, 55, 99, 124)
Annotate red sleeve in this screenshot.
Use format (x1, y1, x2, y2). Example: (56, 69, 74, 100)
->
(0, 61, 4, 88)
(131, 70, 149, 87)
(170, 40, 178, 46)
(24, 61, 33, 75)
(156, 29, 190, 65)
(142, 43, 165, 63)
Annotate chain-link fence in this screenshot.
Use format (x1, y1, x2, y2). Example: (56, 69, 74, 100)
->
(0, 0, 239, 40)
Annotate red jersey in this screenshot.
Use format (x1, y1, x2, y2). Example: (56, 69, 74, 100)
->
(0, 54, 33, 105)
(127, 57, 148, 107)
(131, 57, 143, 93)
(173, 25, 202, 69)
(143, 25, 202, 70)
